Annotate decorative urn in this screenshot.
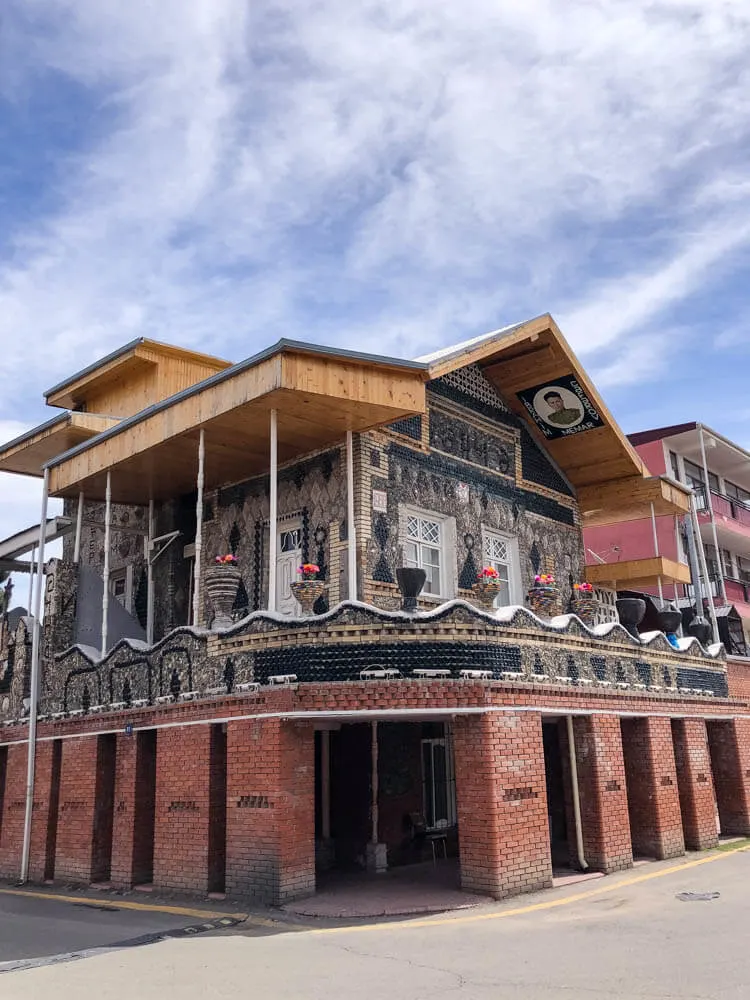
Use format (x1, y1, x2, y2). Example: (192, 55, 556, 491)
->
(570, 582, 599, 628)
(527, 574, 562, 619)
(616, 597, 646, 640)
(472, 567, 502, 612)
(290, 564, 327, 616)
(204, 555, 242, 630)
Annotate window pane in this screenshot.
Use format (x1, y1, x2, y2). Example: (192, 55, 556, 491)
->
(422, 742, 435, 828)
(404, 541, 419, 567)
(669, 451, 680, 479)
(420, 519, 441, 545)
(432, 744, 449, 827)
(407, 515, 419, 540)
(423, 558, 440, 594)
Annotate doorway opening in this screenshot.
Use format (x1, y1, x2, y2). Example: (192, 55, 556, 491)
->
(706, 721, 743, 836)
(316, 721, 459, 877)
(208, 723, 227, 894)
(133, 730, 157, 885)
(92, 734, 117, 882)
(276, 522, 302, 615)
(44, 739, 63, 881)
(542, 721, 570, 867)
(620, 718, 658, 858)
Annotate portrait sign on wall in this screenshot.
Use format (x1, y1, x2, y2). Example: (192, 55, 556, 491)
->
(516, 375, 605, 440)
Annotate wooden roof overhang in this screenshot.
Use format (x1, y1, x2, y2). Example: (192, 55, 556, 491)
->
(426, 314, 692, 524)
(0, 412, 121, 477)
(45, 341, 429, 504)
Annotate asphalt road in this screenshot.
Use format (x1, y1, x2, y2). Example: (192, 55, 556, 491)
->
(0, 890, 224, 969)
(3, 846, 750, 998)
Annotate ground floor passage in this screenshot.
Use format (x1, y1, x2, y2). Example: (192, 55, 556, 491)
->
(1, 710, 750, 904)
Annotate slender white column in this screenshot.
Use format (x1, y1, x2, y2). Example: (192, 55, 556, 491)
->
(690, 494, 720, 644)
(699, 424, 728, 604)
(321, 730, 331, 841)
(73, 491, 84, 564)
(346, 430, 357, 601)
(371, 721, 379, 845)
(192, 429, 206, 627)
(101, 470, 112, 657)
(268, 409, 278, 612)
(20, 469, 49, 882)
(146, 495, 155, 644)
(650, 502, 664, 605)
(27, 544, 35, 612)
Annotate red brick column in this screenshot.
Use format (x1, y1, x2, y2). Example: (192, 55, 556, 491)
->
(110, 734, 138, 886)
(573, 714, 633, 873)
(28, 740, 63, 882)
(54, 736, 100, 882)
(671, 718, 719, 850)
(225, 719, 315, 904)
(620, 717, 684, 860)
(453, 711, 552, 899)
(708, 719, 750, 836)
(0, 744, 27, 878)
(153, 726, 214, 893)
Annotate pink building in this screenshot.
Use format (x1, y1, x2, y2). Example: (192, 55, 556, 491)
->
(584, 423, 750, 657)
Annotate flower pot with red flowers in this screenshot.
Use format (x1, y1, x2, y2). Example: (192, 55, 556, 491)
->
(527, 573, 562, 619)
(472, 567, 502, 611)
(570, 581, 599, 628)
(205, 554, 242, 629)
(290, 563, 327, 616)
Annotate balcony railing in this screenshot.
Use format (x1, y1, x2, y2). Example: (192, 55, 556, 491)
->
(683, 575, 750, 605)
(698, 488, 750, 528)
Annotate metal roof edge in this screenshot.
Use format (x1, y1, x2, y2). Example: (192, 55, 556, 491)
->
(44, 338, 146, 399)
(0, 413, 70, 455)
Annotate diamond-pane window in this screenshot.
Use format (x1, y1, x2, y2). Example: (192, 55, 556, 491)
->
(404, 513, 444, 595)
(483, 532, 515, 607)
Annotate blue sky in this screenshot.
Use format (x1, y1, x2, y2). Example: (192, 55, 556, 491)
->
(1, 0, 750, 552)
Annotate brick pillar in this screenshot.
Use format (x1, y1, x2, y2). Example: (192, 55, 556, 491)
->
(707, 719, 750, 836)
(620, 717, 684, 860)
(29, 740, 63, 882)
(453, 712, 552, 899)
(153, 726, 213, 893)
(110, 734, 140, 886)
(574, 714, 633, 873)
(0, 744, 27, 878)
(55, 736, 100, 882)
(225, 718, 315, 904)
(671, 718, 719, 850)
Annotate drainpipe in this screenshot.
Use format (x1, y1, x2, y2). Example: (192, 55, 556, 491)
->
(698, 424, 727, 604)
(566, 715, 588, 871)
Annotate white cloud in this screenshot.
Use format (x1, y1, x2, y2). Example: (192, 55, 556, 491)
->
(1, 0, 750, 534)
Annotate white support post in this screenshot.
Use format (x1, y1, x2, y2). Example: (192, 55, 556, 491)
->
(699, 424, 728, 604)
(690, 493, 720, 645)
(101, 470, 112, 657)
(649, 502, 664, 605)
(321, 730, 331, 841)
(346, 430, 357, 601)
(192, 430, 206, 628)
(268, 409, 278, 612)
(27, 545, 35, 613)
(20, 469, 49, 883)
(146, 495, 155, 645)
(73, 491, 84, 564)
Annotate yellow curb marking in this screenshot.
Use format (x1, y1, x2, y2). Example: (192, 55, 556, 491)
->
(0, 886, 247, 922)
(310, 843, 750, 935)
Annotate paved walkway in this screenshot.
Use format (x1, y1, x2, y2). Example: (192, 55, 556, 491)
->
(3, 843, 749, 999)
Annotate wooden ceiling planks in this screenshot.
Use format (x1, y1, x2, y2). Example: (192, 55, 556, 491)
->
(585, 556, 691, 588)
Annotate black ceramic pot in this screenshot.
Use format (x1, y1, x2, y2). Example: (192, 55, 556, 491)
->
(396, 567, 427, 612)
(616, 597, 646, 639)
(687, 616, 711, 646)
(657, 608, 682, 635)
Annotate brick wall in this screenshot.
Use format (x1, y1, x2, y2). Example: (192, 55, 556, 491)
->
(573, 714, 633, 873)
(111, 730, 158, 886)
(225, 718, 315, 904)
(707, 720, 750, 836)
(29, 739, 63, 882)
(55, 736, 101, 882)
(620, 717, 684, 860)
(153, 726, 214, 893)
(670, 718, 719, 850)
(0, 744, 25, 878)
(727, 657, 750, 700)
(453, 711, 552, 898)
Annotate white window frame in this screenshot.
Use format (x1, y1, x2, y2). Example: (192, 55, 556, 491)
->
(480, 527, 522, 607)
(399, 505, 456, 600)
(421, 734, 457, 831)
(109, 565, 133, 614)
